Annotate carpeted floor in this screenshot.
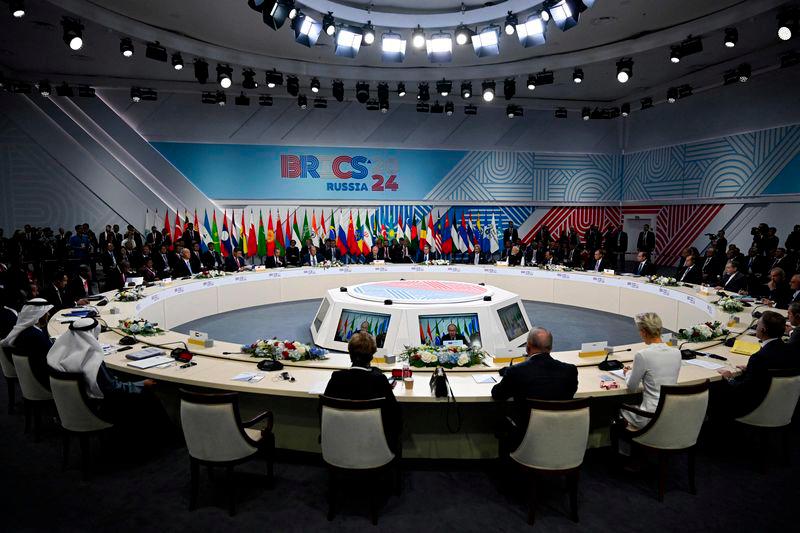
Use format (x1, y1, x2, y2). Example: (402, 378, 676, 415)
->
(175, 299, 645, 351)
(0, 376, 796, 532)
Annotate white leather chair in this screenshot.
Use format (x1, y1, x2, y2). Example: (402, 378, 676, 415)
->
(179, 389, 275, 516)
(0, 346, 18, 413)
(49, 370, 114, 476)
(509, 398, 590, 525)
(11, 352, 53, 440)
(320, 395, 399, 525)
(619, 380, 710, 502)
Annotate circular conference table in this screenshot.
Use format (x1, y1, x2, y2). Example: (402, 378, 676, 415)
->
(48, 265, 778, 459)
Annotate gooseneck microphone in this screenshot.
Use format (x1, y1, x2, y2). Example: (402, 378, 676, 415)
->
(598, 347, 631, 371)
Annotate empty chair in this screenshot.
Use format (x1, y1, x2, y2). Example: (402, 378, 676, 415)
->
(11, 352, 53, 440)
(0, 346, 18, 413)
(618, 380, 710, 501)
(508, 398, 590, 525)
(49, 369, 113, 476)
(179, 389, 275, 516)
(320, 395, 400, 525)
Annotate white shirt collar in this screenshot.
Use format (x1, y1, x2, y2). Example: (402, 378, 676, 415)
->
(761, 337, 777, 346)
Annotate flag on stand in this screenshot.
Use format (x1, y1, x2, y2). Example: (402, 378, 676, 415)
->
(220, 210, 232, 257)
(441, 214, 452, 254)
(427, 212, 437, 252)
(284, 209, 291, 249)
(355, 211, 365, 254)
(459, 212, 472, 253)
(275, 212, 285, 257)
(259, 211, 269, 257)
(194, 209, 200, 236)
(347, 211, 359, 255)
(164, 210, 173, 250)
(419, 215, 427, 252)
(363, 212, 373, 253)
(292, 211, 302, 246)
(200, 209, 212, 253)
(211, 210, 220, 253)
(301, 210, 311, 243)
(247, 210, 257, 257)
(410, 215, 419, 250)
(489, 213, 500, 254)
(328, 211, 336, 242)
(336, 211, 348, 256)
(173, 211, 183, 245)
(450, 212, 461, 253)
(467, 213, 476, 250)
(183, 209, 189, 231)
(229, 211, 239, 251)
(240, 210, 249, 256)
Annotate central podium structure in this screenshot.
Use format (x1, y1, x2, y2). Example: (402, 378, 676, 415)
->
(310, 279, 532, 358)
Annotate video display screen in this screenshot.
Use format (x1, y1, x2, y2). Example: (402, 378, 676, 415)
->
(419, 313, 481, 347)
(497, 303, 528, 341)
(313, 299, 330, 331)
(334, 309, 391, 348)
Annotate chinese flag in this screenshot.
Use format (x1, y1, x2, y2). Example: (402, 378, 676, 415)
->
(347, 211, 359, 255)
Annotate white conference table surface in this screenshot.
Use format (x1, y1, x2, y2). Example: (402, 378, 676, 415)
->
(47, 265, 778, 403)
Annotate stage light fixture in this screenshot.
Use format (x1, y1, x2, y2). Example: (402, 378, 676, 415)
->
(526, 75, 536, 90)
(11, 0, 25, 18)
(235, 92, 251, 106)
(640, 97, 653, 110)
(416, 102, 430, 113)
(332, 80, 344, 101)
(314, 97, 328, 108)
(260, 0, 291, 30)
(310, 77, 320, 93)
(541, 9, 550, 23)
(377, 82, 389, 100)
(412, 26, 425, 48)
(437, 79, 452, 97)
(397, 82, 406, 97)
(335, 25, 363, 57)
(546, 0, 580, 31)
(194, 59, 209, 84)
(130, 87, 142, 103)
(56, 83, 73, 97)
(616, 58, 633, 83)
(265, 69, 283, 88)
(171, 53, 184, 70)
(778, 9, 798, 41)
(293, 12, 322, 47)
(504, 12, 518, 35)
(671, 36, 703, 63)
(482, 80, 495, 102)
(37, 80, 51, 97)
(285, 0, 297, 19)
(216, 91, 226, 106)
(131, 87, 156, 103)
(380, 100, 389, 114)
(286, 75, 299, 96)
(120, 38, 134, 58)
(62, 17, 84, 51)
(737, 63, 751, 83)
(298, 94, 307, 109)
(724, 27, 738, 48)
(201, 91, 216, 104)
(472, 25, 500, 57)
(503, 78, 515, 100)
(554, 107, 567, 118)
(355, 81, 369, 103)
(363, 21, 375, 45)
(366, 99, 379, 111)
(381, 32, 406, 62)
(460, 82, 472, 99)
(445, 101, 454, 116)
(667, 87, 678, 104)
(723, 68, 739, 86)
(145, 42, 167, 62)
(427, 32, 453, 63)
(430, 101, 444, 114)
(506, 105, 523, 118)
(78, 85, 95, 98)
(582, 107, 590, 121)
(621, 103, 630, 117)
(455, 25, 473, 46)
(242, 69, 258, 89)
(573, 68, 583, 83)
(464, 104, 478, 115)
(417, 82, 430, 102)
(217, 64, 232, 88)
(780, 50, 800, 68)
(259, 94, 274, 106)
(670, 45, 681, 63)
(515, 13, 546, 47)
(534, 70, 554, 86)
(323, 12, 335, 36)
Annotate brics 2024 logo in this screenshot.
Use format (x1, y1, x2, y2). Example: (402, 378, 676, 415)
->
(280, 154, 399, 192)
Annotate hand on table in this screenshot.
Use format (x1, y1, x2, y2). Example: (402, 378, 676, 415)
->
(622, 365, 631, 375)
(717, 369, 733, 379)
(143, 379, 157, 388)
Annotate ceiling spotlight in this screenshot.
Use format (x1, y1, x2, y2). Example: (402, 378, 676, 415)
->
(217, 64, 232, 88)
(778, 9, 798, 41)
(472, 25, 500, 57)
(55, 83, 73, 97)
(445, 101, 454, 116)
(265, 70, 283, 88)
(455, 25, 473, 46)
(464, 104, 478, 115)
(322, 12, 335, 36)
(335, 25, 363, 58)
(235, 92, 251, 106)
(242, 69, 258, 90)
(527, 75, 536, 90)
(286, 0, 297, 19)
(286, 75, 299, 96)
(582, 106, 590, 121)
(737, 63, 751, 82)
(554, 108, 568, 119)
(546, 0, 580, 31)
(482, 80, 495, 102)
(460, 82, 472, 99)
(293, 12, 322, 47)
(541, 9, 550, 23)
(381, 32, 406, 63)
(310, 77, 320, 93)
(377, 82, 389, 103)
(534, 70, 554, 87)
(616, 58, 633, 83)
(640, 97, 653, 110)
(355, 81, 369, 103)
(145, 42, 167, 62)
(130, 87, 155, 102)
(516, 13, 546, 47)
(314, 97, 328, 109)
(724, 27, 738, 48)
(503, 78, 516, 100)
(37, 80, 51, 97)
(332, 80, 344, 101)
(621, 103, 630, 117)
(120, 38, 134, 58)
(504, 12, 518, 35)
(397, 82, 406, 97)
(412, 25, 426, 49)
(259, 94, 273, 106)
(366, 99, 380, 111)
(436, 79, 452, 97)
(667, 87, 678, 104)
(416, 102, 430, 113)
(171, 52, 184, 70)
(10, 0, 25, 18)
(298, 94, 308, 109)
(216, 91, 226, 106)
(506, 105, 523, 118)
(363, 21, 375, 45)
(671, 36, 703, 63)
(670, 45, 682, 63)
(62, 17, 84, 51)
(417, 82, 430, 102)
(261, 0, 291, 30)
(573, 68, 583, 83)
(194, 59, 209, 84)
(427, 32, 453, 63)
(131, 87, 142, 103)
(380, 100, 389, 114)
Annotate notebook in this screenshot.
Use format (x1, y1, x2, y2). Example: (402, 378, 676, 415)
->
(127, 355, 173, 369)
(125, 347, 164, 360)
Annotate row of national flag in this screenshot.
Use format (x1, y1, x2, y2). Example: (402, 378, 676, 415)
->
(147, 208, 502, 258)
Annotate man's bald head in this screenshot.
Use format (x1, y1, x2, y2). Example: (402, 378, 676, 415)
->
(526, 327, 553, 355)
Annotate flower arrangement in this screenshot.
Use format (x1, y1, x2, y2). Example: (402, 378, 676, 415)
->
(400, 344, 487, 369)
(422, 259, 450, 266)
(194, 270, 227, 279)
(241, 338, 329, 361)
(115, 287, 144, 302)
(716, 297, 745, 314)
(648, 275, 678, 286)
(317, 260, 344, 269)
(539, 264, 571, 272)
(677, 321, 730, 342)
(118, 318, 164, 336)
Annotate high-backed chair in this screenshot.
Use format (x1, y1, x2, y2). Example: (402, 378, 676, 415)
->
(508, 398, 590, 525)
(179, 389, 275, 516)
(619, 380, 710, 502)
(11, 352, 53, 440)
(320, 395, 399, 525)
(49, 369, 114, 476)
(0, 346, 18, 413)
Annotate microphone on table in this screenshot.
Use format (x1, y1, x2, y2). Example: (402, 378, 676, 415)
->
(598, 347, 631, 371)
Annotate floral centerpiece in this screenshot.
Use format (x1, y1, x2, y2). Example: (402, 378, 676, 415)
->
(648, 275, 678, 286)
(118, 318, 164, 336)
(539, 264, 571, 272)
(422, 259, 450, 266)
(115, 287, 144, 302)
(716, 297, 745, 314)
(194, 270, 227, 279)
(400, 344, 487, 369)
(316, 260, 344, 269)
(677, 321, 730, 342)
(241, 338, 329, 361)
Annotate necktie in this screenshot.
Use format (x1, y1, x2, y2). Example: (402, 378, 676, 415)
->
(187, 260, 193, 275)
(596, 260, 600, 270)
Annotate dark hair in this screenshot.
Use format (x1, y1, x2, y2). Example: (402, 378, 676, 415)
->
(760, 311, 786, 338)
(348, 332, 377, 367)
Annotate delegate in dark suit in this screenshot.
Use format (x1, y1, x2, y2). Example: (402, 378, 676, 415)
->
(13, 326, 54, 391)
(225, 254, 247, 272)
(637, 230, 656, 252)
(721, 339, 792, 417)
(720, 271, 747, 293)
(677, 264, 702, 284)
(787, 327, 799, 346)
(633, 259, 655, 277)
(466, 251, 488, 265)
(285, 246, 300, 266)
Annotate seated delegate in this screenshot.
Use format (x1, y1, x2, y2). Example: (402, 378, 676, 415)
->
(0, 298, 54, 390)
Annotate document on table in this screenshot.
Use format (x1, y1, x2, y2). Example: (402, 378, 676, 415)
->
(231, 372, 266, 383)
(685, 359, 724, 370)
(608, 369, 627, 380)
(472, 374, 497, 384)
